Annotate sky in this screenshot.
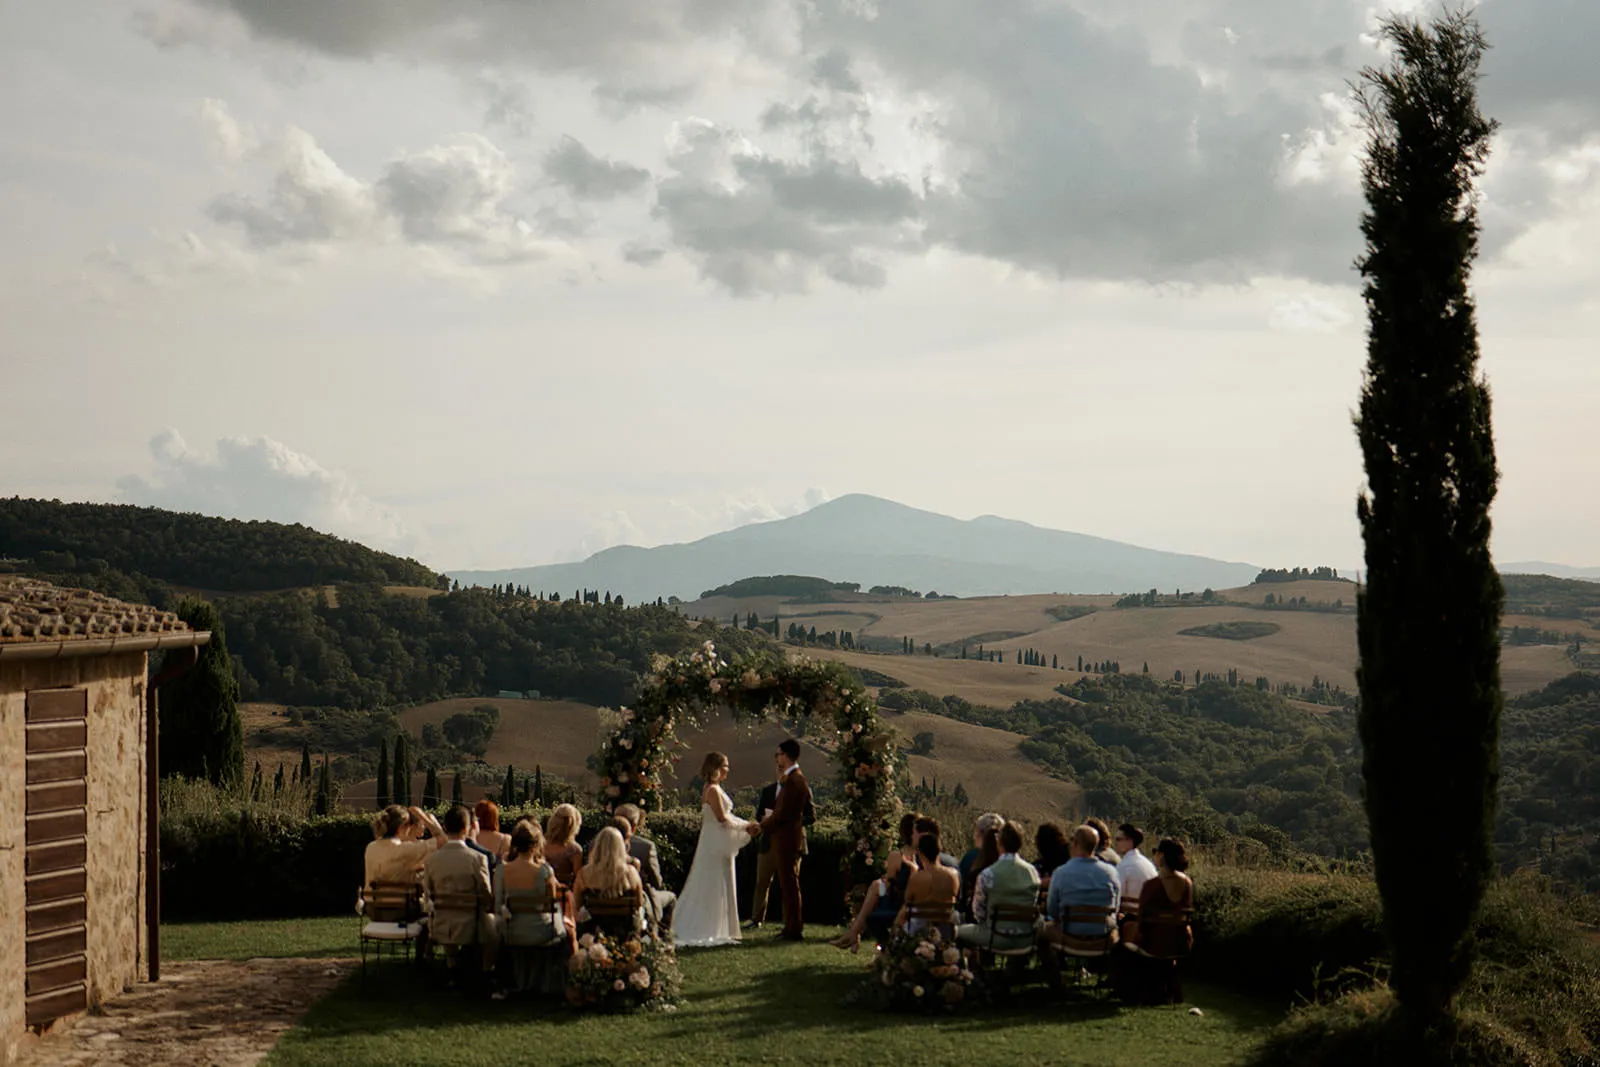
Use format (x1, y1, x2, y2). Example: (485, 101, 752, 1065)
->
(2, 0, 1598, 572)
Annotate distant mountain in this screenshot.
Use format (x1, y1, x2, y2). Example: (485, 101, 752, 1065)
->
(450, 494, 1261, 601)
(1501, 561, 1600, 581)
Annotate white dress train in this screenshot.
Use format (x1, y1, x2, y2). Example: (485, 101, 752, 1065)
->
(673, 785, 753, 948)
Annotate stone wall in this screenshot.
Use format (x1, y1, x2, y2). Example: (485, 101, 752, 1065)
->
(0, 652, 147, 1066)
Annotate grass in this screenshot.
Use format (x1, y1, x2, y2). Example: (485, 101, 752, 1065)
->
(164, 916, 357, 961)
(162, 919, 1279, 1066)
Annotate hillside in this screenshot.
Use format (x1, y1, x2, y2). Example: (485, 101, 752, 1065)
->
(0, 497, 442, 594)
(450, 493, 1261, 601)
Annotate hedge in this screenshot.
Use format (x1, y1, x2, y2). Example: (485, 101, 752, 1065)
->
(160, 807, 857, 924)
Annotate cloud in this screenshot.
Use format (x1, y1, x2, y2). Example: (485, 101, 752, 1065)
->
(542, 136, 652, 200)
(117, 429, 419, 553)
(199, 97, 257, 162)
(143, 0, 1600, 292)
(466, 72, 536, 138)
(652, 118, 922, 293)
(1269, 293, 1355, 334)
(206, 120, 560, 265)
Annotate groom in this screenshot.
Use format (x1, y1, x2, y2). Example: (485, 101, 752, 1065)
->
(747, 738, 811, 941)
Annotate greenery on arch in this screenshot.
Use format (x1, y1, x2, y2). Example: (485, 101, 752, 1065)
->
(597, 640, 898, 882)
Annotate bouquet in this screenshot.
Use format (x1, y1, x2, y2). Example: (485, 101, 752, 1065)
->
(870, 926, 976, 1013)
(566, 931, 682, 1012)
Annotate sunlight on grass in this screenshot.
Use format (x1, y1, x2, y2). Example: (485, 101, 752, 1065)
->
(149, 919, 1282, 1067)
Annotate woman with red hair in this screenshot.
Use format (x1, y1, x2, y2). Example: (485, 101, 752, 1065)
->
(474, 799, 512, 861)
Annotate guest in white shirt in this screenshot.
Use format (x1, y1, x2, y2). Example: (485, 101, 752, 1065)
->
(1114, 822, 1159, 906)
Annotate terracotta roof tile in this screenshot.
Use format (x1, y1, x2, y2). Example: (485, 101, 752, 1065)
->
(0, 577, 190, 644)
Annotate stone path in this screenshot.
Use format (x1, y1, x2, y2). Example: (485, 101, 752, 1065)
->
(18, 958, 353, 1067)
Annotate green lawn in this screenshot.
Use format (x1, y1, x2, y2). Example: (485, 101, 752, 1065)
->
(164, 919, 1281, 1066)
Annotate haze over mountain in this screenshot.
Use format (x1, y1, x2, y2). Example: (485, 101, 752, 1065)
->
(450, 494, 1261, 602)
(1500, 562, 1600, 580)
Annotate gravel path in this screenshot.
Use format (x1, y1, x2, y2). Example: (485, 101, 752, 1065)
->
(18, 958, 352, 1067)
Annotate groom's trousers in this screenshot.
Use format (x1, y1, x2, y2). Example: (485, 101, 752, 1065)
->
(775, 847, 803, 935)
(752, 847, 780, 923)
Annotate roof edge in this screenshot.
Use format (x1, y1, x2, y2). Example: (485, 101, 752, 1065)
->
(0, 630, 212, 663)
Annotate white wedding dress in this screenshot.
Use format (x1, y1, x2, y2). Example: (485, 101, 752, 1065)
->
(673, 785, 754, 948)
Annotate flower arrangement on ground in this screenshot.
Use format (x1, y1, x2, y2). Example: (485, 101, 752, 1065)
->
(871, 926, 976, 1013)
(565, 930, 682, 1012)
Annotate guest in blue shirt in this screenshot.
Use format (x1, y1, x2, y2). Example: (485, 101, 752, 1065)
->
(1045, 825, 1121, 938)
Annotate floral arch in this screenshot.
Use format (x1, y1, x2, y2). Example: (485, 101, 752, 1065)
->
(597, 641, 898, 883)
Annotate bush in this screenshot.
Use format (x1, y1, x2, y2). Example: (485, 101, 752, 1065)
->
(160, 806, 858, 924)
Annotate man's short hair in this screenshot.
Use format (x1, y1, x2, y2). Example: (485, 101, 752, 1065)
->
(443, 804, 471, 836)
(778, 738, 801, 761)
(611, 815, 633, 838)
(615, 803, 644, 831)
(1072, 825, 1101, 855)
(1118, 823, 1145, 849)
(998, 823, 1023, 854)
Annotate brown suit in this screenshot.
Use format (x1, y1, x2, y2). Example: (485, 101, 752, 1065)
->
(758, 765, 812, 936)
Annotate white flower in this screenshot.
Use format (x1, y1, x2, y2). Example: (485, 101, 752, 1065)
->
(614, 979, 626, 991)
(912, 985, 925, 998)
(943, 947, 960, 964)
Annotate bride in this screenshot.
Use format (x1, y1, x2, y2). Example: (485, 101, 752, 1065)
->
(673, 751, 756, 948)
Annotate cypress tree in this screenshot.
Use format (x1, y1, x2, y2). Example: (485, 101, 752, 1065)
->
(376, 742, 390, 810)
(159, 598, 243, 785)
(273, 762, 285, 797)
(533, 766, 543, 805)
(1354, 11, 1502, 1029)
(1077, 654, 1083, 672)
(502, 763, 516, 804)
(249, 760, 263, 801)
(300, 742, 313, 791)
(423, 765, 440, 808)
(314, 753, 332, 816)
(392, 734, 410, 806)
(451, 770, 464, 806)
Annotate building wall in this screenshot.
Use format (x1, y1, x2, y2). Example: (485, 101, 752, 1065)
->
(0, 652, 147, 1065)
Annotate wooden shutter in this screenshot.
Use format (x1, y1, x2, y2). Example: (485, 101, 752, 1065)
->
(24, 687, 89, 1028)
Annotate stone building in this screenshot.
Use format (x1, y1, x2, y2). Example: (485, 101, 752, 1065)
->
(0, 578, 210, 1065)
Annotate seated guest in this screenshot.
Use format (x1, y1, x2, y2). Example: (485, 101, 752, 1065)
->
(914, 816, 958, 868)
(364, 804, 445, 889)
(1114, 823, 1158, 909)
(1085, 817, 1121, 866)
(956, 823, 1040, 952)
(571, 826, 644, 937)
(958, 812, 1006, 918)
(616, 803, 677, 932)
(1034, 823, 1072, 888)
(831, 811, 921, 952)
(1039, 825, 1121, 974)
(474, 799, 512, 861)
(543, 803, 585, 886)
(423, 805, 496, 973)
(465, 811, 500, 875)
(896, 830, 960, 935)
(1117, 838, 1195, 1004)
(494, 820, 564, 995)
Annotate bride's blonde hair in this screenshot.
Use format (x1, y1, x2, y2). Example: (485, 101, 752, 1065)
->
(699, 751, 728, 782)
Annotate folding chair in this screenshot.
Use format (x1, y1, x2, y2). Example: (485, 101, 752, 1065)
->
(359, 881, 425, 982)
(903, 902, 957, 939)
(1128, 907, 1194, 1004)
(501, 885, 568, 995)
(428, 890, 486, 985)
(583, 887, 645, 940)
(1047, 905, 1120, 996)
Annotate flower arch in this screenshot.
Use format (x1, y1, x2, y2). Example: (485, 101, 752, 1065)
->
(597, 641, 898, 883)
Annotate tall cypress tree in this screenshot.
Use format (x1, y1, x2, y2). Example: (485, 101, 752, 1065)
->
(533, 766, 543, 805)
(159, 598, 243, 785)
(314, 753, 332, 816)
(300, 742, 312, 791)
(450, 770, 464, 806)
(1354, 11, 1501, 1029)
(423, 765, 440, 809)
(376, 742, 390, 810)
(392, 734, 411, 806)
(502, 763, 516, 805)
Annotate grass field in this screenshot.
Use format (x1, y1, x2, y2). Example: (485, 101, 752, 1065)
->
(891, 708, 1082, 823)
(160, 919, 1278, 1067)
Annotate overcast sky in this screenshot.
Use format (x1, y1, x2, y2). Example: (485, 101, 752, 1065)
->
(2, 0, 1597, 572)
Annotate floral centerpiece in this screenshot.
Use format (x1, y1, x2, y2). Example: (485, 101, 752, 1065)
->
(566, 931, 682, 1012)
(596, 641, 897, 888)
(871, 926, 976, 1013)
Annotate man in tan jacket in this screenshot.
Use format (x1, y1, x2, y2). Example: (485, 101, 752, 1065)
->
(423, 805, 494, 957)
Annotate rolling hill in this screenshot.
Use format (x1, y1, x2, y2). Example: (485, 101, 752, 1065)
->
(450, 494, 1261, 602)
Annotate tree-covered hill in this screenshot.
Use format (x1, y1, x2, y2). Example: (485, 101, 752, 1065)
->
(0, 497, 443, 592)
(699, 575, 862, 599)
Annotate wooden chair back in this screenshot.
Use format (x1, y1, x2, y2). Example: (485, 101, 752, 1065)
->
(504, 885, 558, 919)
(429, 890, 483, 947)
(364, 880, 422, 924)
(1056, 905, 1119, 957)
(1134, 907, 1195, 960)
(905, 901, 956, 937)
(584, 886, 643, 936)
(982, 902, 1041, 955)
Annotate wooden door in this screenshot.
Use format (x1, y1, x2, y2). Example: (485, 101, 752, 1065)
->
(24, 688, 89, 1028)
